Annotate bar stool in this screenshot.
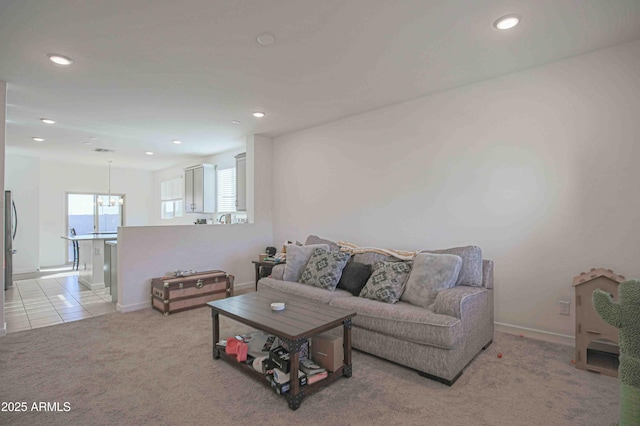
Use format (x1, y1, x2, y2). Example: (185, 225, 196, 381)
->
(70, 228, 79, 271)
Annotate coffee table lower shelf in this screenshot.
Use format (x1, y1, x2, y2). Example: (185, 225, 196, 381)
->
(215, 348, 350, 409)
(208, 290, 356, 410)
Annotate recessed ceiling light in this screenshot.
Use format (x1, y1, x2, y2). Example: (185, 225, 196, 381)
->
(172, 140, 182, 145)
(47, 53, 73, 65)
(145, 151, 154, 156)
(252, 111, 266, 118)
(40, 118, 56, 124)
(232, 120, 241, 125)
(32, 137, 45, 142)
(493, 15, 520, 30)
(257, 33, 275, 46)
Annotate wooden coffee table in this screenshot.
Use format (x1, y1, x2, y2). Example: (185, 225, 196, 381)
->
(207, 289, 356, 410)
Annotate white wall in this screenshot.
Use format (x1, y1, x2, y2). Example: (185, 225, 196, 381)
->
(1, 80, 7, 336)
(117, 135, 273, 312)
(5, 155, 40, 272)
(37, 160, 154, 266)
(150, 145, 246, 226)
(270, 40, 640, 342)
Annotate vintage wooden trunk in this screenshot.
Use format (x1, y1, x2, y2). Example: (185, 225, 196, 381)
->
(151, 270, 234, 316)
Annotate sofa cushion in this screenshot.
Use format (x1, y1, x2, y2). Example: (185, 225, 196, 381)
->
(400, 253, 462, 309)
(359, 260, 412, 304)
(283, 244, 329, 282)
(329, 297, 463, 349)
(305, 235, 340, 252)
(258, 277, 352, 304)
(426, 246, 483, 287)
(300, 248, 351, 290)
(353, 252, 396, 266)
(337, 261, 372, 296)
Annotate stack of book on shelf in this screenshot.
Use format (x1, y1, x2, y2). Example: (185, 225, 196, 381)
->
(300, 358, 328, 384)
(268, 367, 307, 395)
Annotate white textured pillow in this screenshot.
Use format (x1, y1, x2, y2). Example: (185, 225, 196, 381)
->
(400, 253, 462, 309)
(283, 244, 329, 282)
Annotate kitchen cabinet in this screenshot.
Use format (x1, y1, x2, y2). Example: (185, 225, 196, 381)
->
(235, 153, 246, 211)
(184, 164, 215, 213)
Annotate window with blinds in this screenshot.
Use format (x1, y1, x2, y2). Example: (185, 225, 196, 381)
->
(217, 167, 237, 212)
(161, 178, 183, 219)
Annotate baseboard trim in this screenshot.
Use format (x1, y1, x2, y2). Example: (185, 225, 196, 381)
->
(78, 278, 105, 291)
(234, 281, 254, 292)
(13, 268, 39, 274)
(495, 322, 574, 346)
(116, 301, 149, 313)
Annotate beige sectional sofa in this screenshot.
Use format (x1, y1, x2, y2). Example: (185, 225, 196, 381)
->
(257, 237, 494, 385)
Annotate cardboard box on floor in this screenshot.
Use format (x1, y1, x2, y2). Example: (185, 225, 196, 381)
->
(311, 332, 343, 372)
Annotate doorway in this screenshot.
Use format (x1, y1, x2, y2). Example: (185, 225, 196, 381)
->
(66, 193, 124, 263)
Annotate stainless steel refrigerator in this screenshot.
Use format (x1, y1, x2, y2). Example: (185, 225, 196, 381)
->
(4, 190, 17, 290)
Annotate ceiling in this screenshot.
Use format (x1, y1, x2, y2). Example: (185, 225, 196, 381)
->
(1, 0, 640, 171)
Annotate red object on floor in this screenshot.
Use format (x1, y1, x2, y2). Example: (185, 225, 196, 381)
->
(236, 342, 248, 362)
(226, 337, 239, 354)
(497, 352, 503, 358)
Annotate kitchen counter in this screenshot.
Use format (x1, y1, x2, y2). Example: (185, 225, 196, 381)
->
(62, 233, 118, 241)
(61, 234, 117, 290)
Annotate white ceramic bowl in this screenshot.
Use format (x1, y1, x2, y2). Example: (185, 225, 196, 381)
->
(270, 302, 285, 311)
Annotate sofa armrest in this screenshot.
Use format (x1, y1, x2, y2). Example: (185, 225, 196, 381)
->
(270, 264, 285, 280)
(433, 286, 489, 318)
(482, 259, 494, 289)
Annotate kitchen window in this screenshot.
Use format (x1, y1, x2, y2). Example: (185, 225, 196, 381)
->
(216, 167, 236, 212)
(161, 178, 183, 219)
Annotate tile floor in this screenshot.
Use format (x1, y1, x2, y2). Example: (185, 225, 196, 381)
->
(4, 273, 116, 333)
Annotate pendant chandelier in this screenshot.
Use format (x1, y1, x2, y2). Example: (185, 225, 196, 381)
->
(97, 160, 123, 207)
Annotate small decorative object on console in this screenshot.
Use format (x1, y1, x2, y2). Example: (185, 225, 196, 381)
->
(266, 246, 277, 256)
(172, 269, 195, 277)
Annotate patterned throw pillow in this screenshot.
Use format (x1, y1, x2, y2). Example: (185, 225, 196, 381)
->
(359, 261, 412, 303)
(283, 244, 329, 282)
(300, 248, 351, 290)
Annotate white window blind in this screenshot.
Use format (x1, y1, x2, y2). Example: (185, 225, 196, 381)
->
(160, 178, 183, 219)
(161, 178, 182, 200)
(217, 167, 236, 212)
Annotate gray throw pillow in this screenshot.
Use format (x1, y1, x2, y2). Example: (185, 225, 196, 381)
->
(400, 253, 462, 309)
(427, 246, 483, 287)
(300, 248, 351, 290)
(337, 261, 372, 296)
(304, 235, 340, 252)
(283, 244, 329, 282)
(359, 261, 412, 304)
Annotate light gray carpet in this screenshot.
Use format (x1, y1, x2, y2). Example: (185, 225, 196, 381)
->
(0, 307, 618, 426)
